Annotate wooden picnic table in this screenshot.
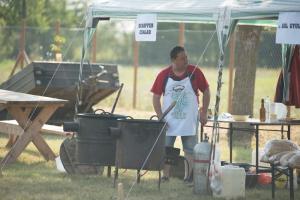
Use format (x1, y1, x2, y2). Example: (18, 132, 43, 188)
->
(0, 89, 67, 166)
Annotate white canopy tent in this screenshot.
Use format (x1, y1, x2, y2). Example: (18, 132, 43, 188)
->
(86, 0, 300, 24)
(83, 0, 300, 53)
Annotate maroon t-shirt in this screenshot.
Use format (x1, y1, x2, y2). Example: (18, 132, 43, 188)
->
(151, 64, 209, 96)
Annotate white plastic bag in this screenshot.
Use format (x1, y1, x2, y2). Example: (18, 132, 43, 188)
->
(55, 156, 66, 172)
(268, 151, 292, 164)
(279, 151, 298, 167)
(288, 151, 300, 168)
(263, 140, 299, 157)
(209, 145, 222, 195)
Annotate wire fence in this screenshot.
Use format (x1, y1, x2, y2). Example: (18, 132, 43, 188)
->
(0, 25, 282, 69)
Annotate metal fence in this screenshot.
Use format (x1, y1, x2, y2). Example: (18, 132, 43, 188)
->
(0, 25, 282, 69)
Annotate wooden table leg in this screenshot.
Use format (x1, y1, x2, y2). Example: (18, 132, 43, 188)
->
(5, 107, 31, 148)
(5, 135, 18, 148)
(0, 124, 33, 165)
(0, 105, 59, 166)
(32, 134, 56, 161)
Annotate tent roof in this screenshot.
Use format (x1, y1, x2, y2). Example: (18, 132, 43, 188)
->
(87, 0, 300, 25)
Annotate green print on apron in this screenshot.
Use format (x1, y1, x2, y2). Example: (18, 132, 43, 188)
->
(162, 76, 198, 136)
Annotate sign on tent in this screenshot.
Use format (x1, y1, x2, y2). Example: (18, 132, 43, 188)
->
(276, 12, 300, 45)
(135, 14, 157, 42)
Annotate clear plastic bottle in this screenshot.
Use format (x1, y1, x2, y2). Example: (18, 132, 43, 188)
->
(264, 96, 270, 122)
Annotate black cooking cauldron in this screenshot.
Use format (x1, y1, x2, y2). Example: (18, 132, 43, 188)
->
(63, 110, 126, 166)
(110, 116, 166, 171)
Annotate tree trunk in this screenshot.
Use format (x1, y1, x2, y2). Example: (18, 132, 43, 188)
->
(232, 25, 262, 116)
(230, 25, 262, 149)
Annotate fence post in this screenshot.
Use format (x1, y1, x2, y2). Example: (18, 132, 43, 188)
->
(178, 23, 185, 47)
(54, 20, 63, 61)
(133, 39, 139, 109)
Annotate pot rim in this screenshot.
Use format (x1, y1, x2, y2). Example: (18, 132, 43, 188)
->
(76, 113, 126, 119)
(118, 118, 166, 124)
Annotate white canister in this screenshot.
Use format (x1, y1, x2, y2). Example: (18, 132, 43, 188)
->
(213, 165, 246, 200)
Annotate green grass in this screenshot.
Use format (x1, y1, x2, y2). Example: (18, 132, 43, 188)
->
(0, 59, 15, 81)
(0, 134, 299, 200)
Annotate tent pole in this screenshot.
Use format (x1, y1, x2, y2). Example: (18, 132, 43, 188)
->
(91, 30, 97, 63)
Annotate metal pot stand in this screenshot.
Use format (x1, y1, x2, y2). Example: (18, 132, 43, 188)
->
(110, 118, 166, 189)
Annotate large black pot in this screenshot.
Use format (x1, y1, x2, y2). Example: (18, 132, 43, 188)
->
(111, 118, 166, 171)
(63, 111, 126, 166)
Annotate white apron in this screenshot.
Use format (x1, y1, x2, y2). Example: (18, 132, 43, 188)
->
(162, 76, 198, 136)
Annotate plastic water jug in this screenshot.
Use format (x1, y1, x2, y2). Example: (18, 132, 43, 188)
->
(213, 165, 246, 199)
(193, 137, 211, 195)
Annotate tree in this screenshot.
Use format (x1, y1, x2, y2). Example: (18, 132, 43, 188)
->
(0, 0, 84, 27)
(232, 25, 262, 116)
(0, 0, 84, 60)
(230, 25, 262, 152)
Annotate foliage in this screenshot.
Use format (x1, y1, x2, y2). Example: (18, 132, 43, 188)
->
(0, 0, 84, 59)
(50, 35, 66, 53)
(95, 21, 133, 64)
(0, 0, 84, 27)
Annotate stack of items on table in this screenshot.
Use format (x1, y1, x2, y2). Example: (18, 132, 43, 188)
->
(260, 139, 300, 200)
(261, 140, 300, 169)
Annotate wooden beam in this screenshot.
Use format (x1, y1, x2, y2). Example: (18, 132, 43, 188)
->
(178, 23, 185, 47)
(0, 121, 23, 136)
(55, 20, 60, 35)
(32, 134, 56, 161)
(133, 40, 139, 109)
(0, 120, 66, 136)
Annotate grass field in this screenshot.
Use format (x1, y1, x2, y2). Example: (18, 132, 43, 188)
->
(0, 125, 299, 200)
(0, 134, 299, 200)
(0, 60, 300, 199)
